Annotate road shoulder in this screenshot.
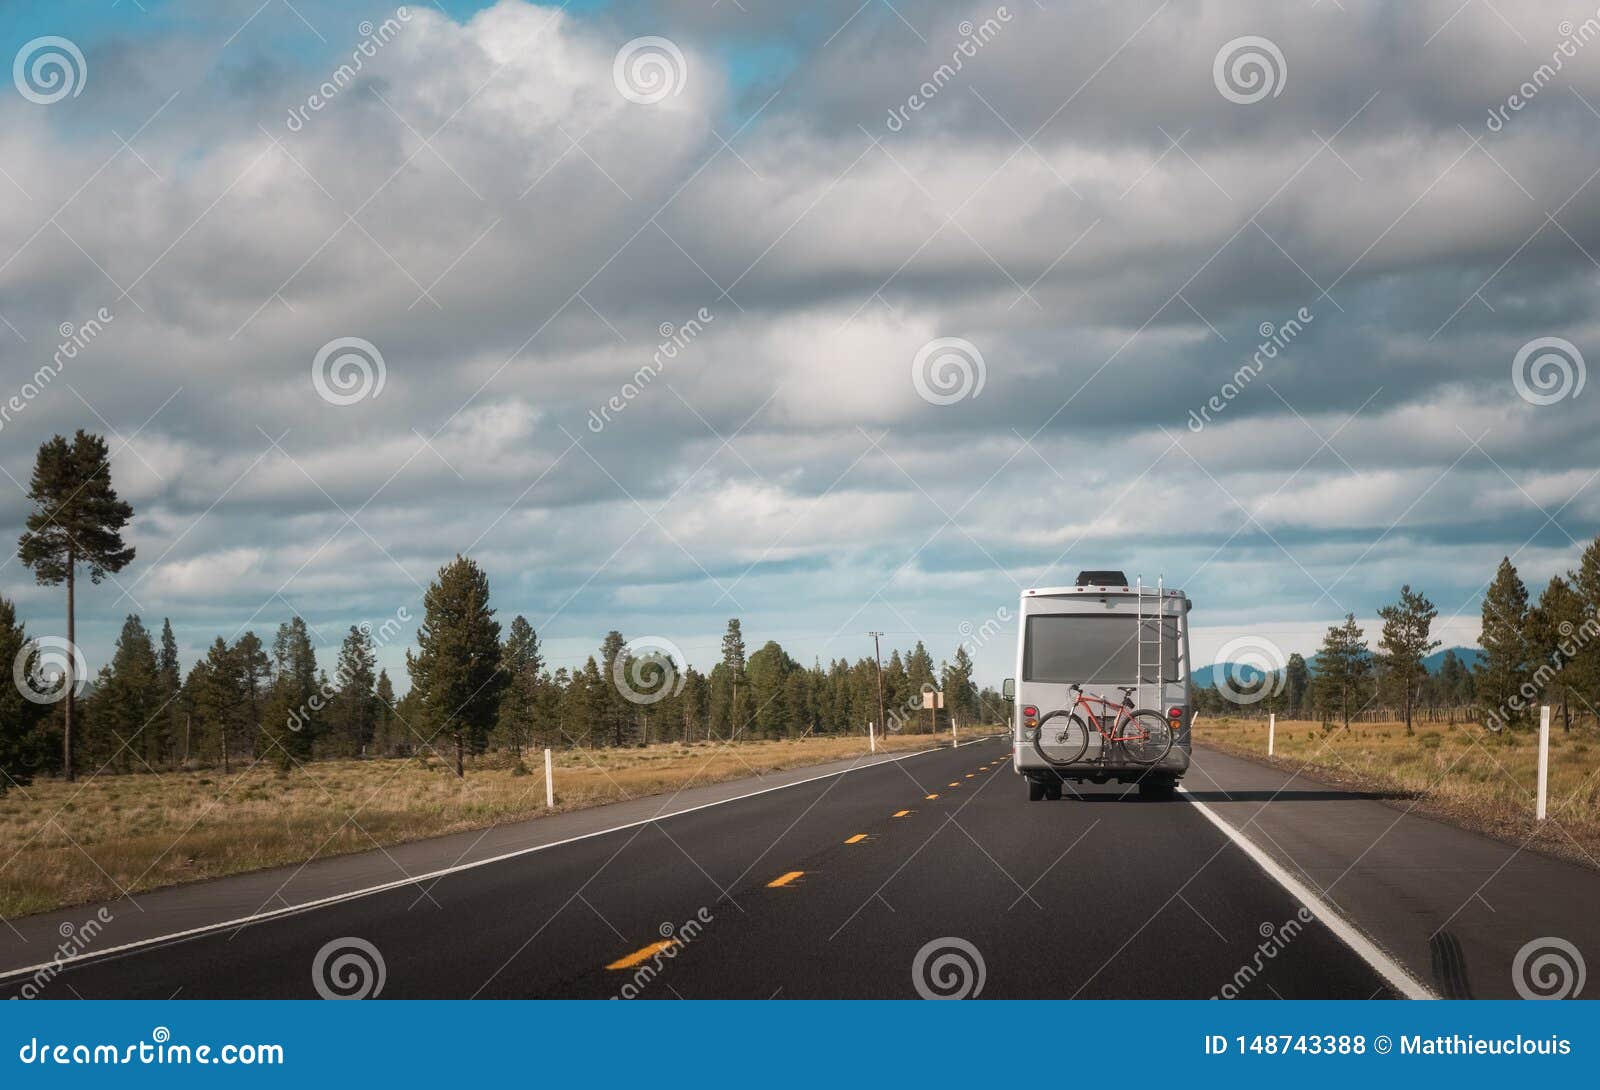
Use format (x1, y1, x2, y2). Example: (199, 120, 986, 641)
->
(1185, 743, 1600, 998)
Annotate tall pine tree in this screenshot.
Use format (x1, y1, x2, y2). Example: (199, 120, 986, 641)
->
(407, 556, 505, 776)
(17, 431, 136, 781)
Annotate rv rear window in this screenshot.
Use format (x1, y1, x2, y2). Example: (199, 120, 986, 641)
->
(1023, 615, 1180, 684)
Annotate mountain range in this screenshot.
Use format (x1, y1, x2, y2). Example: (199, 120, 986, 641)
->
(1191, 646, 1481, 688)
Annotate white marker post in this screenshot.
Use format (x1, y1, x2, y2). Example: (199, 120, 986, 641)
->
(544, 747, 554, 809)
(869, 721, 876, 754)
(951, 717, 958, 748)
(1267, 712, 1276, 757)
(1537, 705, 1550, 821)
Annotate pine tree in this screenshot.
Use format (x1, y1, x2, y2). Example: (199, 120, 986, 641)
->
(407, 555, 505, 776)
(1376, 585, 1441, 734)
(234, 631, 271, 756)
(498, 616, 542, 757)
(1476, 557, 1531, 730)
(1313, 614, 1371, 729)
(942, 645, 977, 727)
(16, 431, 136, 781)
(262, 618, 319, 767)
(1527, 575, 1584, 732)
(1284, 653, 1310, 718)
(0, 597, 50, 792)
(721, 619, 747, 735)
(91, 615, 165, 771)
(373, 669, 397, 755)
(330, 625, 378, 756)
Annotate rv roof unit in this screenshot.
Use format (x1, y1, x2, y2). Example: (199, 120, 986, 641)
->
(1074, 570, 1128, 587)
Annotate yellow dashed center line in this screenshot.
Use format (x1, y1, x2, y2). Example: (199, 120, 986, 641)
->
(965, 774, 974, 778)
(844, 834, 867, 844)
(892, 809, 911, 817)
(605, 939, 678, 970)
(925, 793, 939, 800)
(948, 782, 960, 787)
(767, 870, 805, 888)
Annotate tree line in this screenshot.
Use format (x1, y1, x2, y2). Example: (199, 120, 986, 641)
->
(1196, 542, 1600, 735)
(0, 432, 1004, 789)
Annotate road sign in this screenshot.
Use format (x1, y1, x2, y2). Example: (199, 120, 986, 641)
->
(921, 691, 944, 709)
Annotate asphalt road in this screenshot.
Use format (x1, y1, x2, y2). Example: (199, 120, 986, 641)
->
(1, 738, 1406, 999)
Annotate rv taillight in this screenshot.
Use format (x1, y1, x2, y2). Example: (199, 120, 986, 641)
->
(1167, 707, 1182, 719)
(1022, 705, 1037, 718)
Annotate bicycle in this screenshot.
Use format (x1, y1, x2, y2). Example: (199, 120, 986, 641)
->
(1032, 683, 1174, 767)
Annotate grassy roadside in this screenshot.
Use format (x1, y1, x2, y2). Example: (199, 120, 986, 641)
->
(0, 728, 998, 919)
(1197, 716, 1600, 871)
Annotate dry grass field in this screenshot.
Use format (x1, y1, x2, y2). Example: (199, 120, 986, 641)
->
(0, 728, 996, 918)
(1197, 715, 1600, 869)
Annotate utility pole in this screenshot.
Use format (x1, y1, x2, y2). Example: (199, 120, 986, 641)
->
(869, 632, 887, 741)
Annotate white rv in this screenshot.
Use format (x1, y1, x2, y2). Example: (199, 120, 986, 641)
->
(1003, 571, 1192, 801)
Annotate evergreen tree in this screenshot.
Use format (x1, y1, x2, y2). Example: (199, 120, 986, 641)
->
(91, 615, 165, 771)
(721, 619, 747, 735)
(16, 430, 136, 781)
(1527, 575, 1584, 732)
(942, 645, 977, 726)
(1283, 653, 1310, 717)
(0, 597, 50, 792)
(407, 555, 505, 776)
(1313, 614, 1371, 729)
(373, 669, 397, 755)
(332, 625, 378, 755)
(1376, 585, 1440, 734)
(1437, 649, 1471, 707)
(234, 631, 271, 756)
(1476, 557, 1531, 730)
(498, 616, 542, 757)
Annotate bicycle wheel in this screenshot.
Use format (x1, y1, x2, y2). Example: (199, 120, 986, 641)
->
(1032, 709, 1090, 766)
(1116, 710, 1174, 765)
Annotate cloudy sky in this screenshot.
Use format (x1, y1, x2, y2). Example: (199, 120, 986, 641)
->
(1, 0, 1598, 689)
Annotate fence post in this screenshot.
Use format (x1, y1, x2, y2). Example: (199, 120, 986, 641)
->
(1268, 712, 1276, 757)
(544, 747, 554, 809)
(1537, 705, 1550, 821)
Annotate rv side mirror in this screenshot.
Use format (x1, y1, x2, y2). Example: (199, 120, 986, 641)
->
(1002, 678, 1015, 699)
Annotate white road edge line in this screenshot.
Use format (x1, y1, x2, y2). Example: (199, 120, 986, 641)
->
(0, 736, 1006, 984)
(1179, 785, 1437, 1000)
